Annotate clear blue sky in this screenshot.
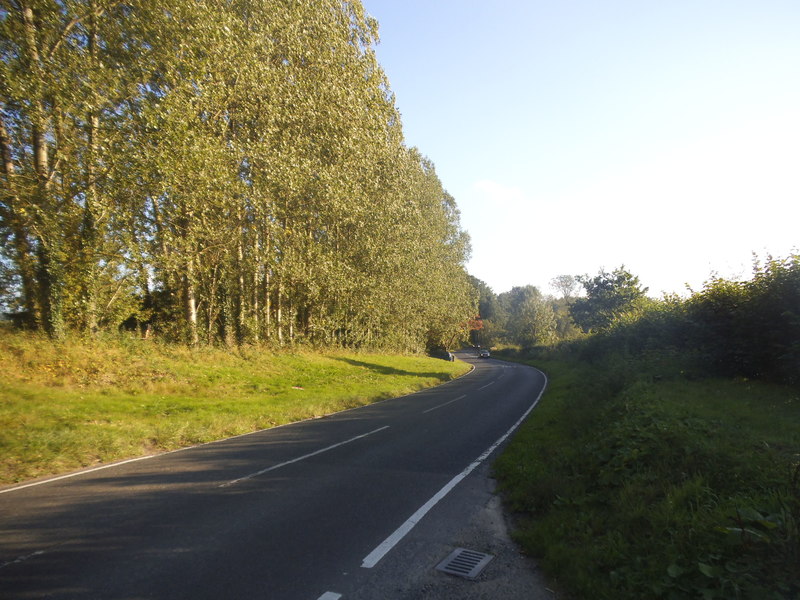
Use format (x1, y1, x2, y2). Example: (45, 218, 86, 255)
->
(361, 0, 800, 296)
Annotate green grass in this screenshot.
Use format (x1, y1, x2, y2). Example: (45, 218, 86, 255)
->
(0, 329, 470, 485)
(494, 354, 800, 599)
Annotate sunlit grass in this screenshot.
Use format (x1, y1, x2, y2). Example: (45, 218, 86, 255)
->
(0, 329, 470, 484)
(494, 355, 799, 599)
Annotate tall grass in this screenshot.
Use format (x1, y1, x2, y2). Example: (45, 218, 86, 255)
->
(0, 328, 470, 484)
(494, 354, 799, 599)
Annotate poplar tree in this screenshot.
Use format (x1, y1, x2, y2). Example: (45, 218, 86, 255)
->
(0, 0, 477, 351)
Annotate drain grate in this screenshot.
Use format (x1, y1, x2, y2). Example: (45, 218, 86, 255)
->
(435, 548, 494, 580)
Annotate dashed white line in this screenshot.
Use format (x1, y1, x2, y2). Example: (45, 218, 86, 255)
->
(361, 371, 548, 569)
(422, 394, 467, 414)
(477, 380, 496, 390)
(220, 426, 390, 488)
(317, 592, 342, 600)
(0, 549, 46, 571)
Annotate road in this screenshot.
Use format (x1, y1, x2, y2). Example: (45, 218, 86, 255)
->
(0, 353, 547, 599)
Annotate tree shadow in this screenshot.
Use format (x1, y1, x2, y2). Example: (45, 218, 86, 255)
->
(332, 357, 451, 381)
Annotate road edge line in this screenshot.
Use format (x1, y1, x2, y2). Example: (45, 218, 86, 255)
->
(361, 368, 548, 569)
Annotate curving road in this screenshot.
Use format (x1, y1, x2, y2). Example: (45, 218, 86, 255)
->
(0, 353, 546, 599)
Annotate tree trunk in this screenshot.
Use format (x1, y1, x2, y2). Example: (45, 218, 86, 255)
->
(23, 5, 63, 339)
(264, 267, 271, 341)
(276, 280, 283, 345)
(79, 3, 101, 334)
(37, 240, 65, 340)
(263, 228, 271, 341)
(236, 230, 246, 344)
(0, 111, 39, 326)
(183, 258, 199, 346)
(252, 266, 260, 344)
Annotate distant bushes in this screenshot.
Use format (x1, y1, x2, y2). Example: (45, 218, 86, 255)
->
(573, 254, 800, 386)
(495, 253, 800, 599)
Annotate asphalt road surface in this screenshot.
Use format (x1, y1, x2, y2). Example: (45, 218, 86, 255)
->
(0, 353, 547, 600)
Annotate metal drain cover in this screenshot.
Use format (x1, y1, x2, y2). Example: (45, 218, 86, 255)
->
(436, 548, 494, 580)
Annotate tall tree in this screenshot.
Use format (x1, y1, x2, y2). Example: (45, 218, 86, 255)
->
(499, 285, 557, 348)
(570, 266, 648, 333)
(0, 0, 477, 351)
(550, 274, 579, 301)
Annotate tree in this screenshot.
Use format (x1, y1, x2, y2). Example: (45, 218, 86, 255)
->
(0, 0, 476, 351)
(499, 285, 557, 348)
(550, 274, 579, 301)
(570, 266, 648, 333)
(467, 276, 502, 347)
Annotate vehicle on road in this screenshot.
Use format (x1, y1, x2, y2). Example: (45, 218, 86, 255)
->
(479, 349, 490, 358)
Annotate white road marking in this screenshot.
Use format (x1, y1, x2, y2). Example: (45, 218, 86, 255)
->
(477, 381, 496, 390)
(0, 455, 158, 495)
(361, 372, 548, 569)
(317, 592, 342, 600)
(422, 394, 467, 414)
(0, 550, 46, 571)
(220, 426, 390, 488)
(0, 368, 477, 496)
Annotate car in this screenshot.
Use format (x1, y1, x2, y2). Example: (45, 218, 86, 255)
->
(431, 348, 456, 362)
(479, 349, 490, 358)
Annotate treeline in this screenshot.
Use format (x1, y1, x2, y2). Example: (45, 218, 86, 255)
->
(469, 268, 648, 349)
(581, 254, 800, 386)
(495, 256, 800, 598)
(0, 1, 475, 351)
(482, 255, 799, 386)
(468, 276, 585, 349)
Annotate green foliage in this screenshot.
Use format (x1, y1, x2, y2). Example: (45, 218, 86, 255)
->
(495, 256, 800, 599)
(686, 255, 800, 384)
(571, 254, 800, 386)
(467, 277, 582, 349)
(495, 358, 800, 600)
(570, 266, 648, 333)
(0, 1, 475, 350)
(498, 285, 557, 349)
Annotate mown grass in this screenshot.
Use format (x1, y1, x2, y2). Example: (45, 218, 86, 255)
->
(0, 328, 470, 485)
(494, 354, 800, 599)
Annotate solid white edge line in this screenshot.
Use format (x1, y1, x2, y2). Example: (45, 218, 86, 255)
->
(422, 394, 467, 414)
(0, 454, 158, 495)
(317, 592, 342, 600)
(220, 425, 390, 488)
(361, 368, 548, 569)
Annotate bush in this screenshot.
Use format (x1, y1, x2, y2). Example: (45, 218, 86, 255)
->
(496, 362, 800, 599)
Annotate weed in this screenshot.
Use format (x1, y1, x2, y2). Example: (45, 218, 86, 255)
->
(495, 355, 799, 599)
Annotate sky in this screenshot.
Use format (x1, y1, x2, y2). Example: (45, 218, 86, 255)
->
(360, 0, 800, 297)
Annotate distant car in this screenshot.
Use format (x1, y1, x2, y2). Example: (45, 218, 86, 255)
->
(432, 348, 456, 362)
(479, 349, 490, 358)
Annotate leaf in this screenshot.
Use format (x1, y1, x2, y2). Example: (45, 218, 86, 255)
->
(667, 563, 684, 578)
(697, 562, 720, 578)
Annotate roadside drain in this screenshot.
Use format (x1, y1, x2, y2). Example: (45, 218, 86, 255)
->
(435, 548, 493, 580)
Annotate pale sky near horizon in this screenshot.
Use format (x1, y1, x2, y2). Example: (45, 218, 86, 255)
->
(361, 0, 800, 297)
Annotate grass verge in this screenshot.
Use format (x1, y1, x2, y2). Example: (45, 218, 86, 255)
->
(0, 329, 470, 485)
(494, 354, 800, 599)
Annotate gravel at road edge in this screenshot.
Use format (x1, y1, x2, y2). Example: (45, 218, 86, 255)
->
(347, 461, 565, 600)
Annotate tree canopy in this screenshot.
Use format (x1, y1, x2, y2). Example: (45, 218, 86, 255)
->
(0, 0, 476, 351)
(569, 266, 648, 333)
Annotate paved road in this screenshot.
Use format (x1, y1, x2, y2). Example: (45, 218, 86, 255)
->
(0, 353, 547, 599)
